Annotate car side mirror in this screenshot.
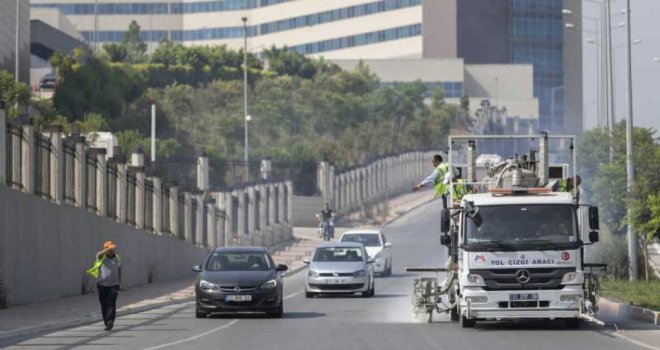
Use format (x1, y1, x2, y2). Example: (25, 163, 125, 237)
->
(384, 242, 392, 248)
(440, 209, 450, 233)
(192, 265, 202, 272)
(367, 258, 375, 264)
(303, 258, 310, 265)
(276, 264, 288, 272)
(589, 231, 599, 243)
(440, 234, 451, 246)
(589, 206, 600, 230)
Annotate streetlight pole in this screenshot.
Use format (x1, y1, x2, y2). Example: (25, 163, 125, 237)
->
(242, 17, 249, 182)
(624, 0, 637, 280)
(604, 0, 615, 163)
(14, 0, 19, 84)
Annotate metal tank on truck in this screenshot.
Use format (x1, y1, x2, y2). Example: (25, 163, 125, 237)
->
(406, 133, 605, 328)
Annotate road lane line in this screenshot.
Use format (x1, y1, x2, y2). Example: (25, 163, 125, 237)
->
(141, 319, 239, 350)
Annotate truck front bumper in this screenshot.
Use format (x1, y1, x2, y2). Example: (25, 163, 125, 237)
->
(461, 285, 582, 320)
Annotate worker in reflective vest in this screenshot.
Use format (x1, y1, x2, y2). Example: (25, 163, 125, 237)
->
(554, 175, 581, 192)
(453, 177, 469, 202)
(413, 154, 450, 208)
(87, 240, 122, 331)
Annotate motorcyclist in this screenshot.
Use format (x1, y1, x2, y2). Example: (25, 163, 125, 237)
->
(316, 203, 335, 240)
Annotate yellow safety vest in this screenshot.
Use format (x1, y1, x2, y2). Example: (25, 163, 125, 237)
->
(454, 179, 468, 201)
(557, 179, 570, 192)
(433, 163, 448, 198)
(86, 253, 121, 279)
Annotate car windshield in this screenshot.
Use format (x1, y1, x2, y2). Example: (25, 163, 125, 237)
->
(466, 204, 577, 245)
(205, 252, 272, 271)
(313, 247, 364, 262)
(340, 233, 381, 247)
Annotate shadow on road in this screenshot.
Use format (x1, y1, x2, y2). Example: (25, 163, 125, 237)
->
(208, 312, 325, 319)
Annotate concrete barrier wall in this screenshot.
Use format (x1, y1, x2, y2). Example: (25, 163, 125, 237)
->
(0, 185, 208, 307)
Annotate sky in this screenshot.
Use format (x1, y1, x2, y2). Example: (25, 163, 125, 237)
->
(581, 0, 660, 131)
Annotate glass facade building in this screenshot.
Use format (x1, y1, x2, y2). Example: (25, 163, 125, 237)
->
(509, 0, 564, 132)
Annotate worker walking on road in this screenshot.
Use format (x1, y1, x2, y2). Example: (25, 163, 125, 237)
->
(413, 154, 451, 209)
(86, 240, 122, 331)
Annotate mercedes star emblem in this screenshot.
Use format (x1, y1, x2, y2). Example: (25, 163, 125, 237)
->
(515, 269, 531, 284)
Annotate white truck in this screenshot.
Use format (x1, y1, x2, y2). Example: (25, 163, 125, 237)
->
(408, 133, 603, 327)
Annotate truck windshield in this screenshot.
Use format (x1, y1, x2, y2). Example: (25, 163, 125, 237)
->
(465, 205, 577, 248)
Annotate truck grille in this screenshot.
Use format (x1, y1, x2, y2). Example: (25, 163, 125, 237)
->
(471, 268, 573, 291)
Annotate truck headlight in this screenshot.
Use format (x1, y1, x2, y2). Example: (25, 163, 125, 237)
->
(199, 280, 219, 292)
(307, 270, 319, 277)
(261, 279, 277, 290)
(467, 274, 485, 285)
(353, 269, 367, 278)
(560, 271, 583, 285)
(465, 296, 488, 303)
(559, 294, 582, 302)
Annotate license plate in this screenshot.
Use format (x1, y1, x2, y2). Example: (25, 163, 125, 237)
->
(509, 293, 538, 301)
(225, 295, 252, 302)
(325, 278, 345, 284)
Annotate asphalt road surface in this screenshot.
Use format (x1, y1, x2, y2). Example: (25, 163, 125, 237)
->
(1, 201, 649, 350)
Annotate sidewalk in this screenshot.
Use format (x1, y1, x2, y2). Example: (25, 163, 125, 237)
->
(0, 189, 433, 342)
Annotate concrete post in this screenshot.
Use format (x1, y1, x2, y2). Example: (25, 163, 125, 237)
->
(340, 174, 347, 213)
(197, 155, 209, 192)
(183, 191, 193, 243)
(94, 149, 108, 216)
(257, 184, 270, 246)
(260, 159, 272, 180)
(247, 185, 257, 236)
(538, 132, 549, 186)
(334, 177, 340, 213)
(169, 184, 179, 238)
(9, 121, 21, 190)
(214, 192, 227, 247)
(0, 110, 5, 186)
(73, 136, 86, 207)
(134, 167, 146, 230)
(467, 140, 477, 182)
(207, 199, 217, 247)
(268, 183, 277, 244)
(195, 192, 205, 246)
(277, 182, 286, 242)
(150, 175, 162, 234)
(236, 188, 249, 245)
(43, 126, 64, 203)
(328, 164, 335, 208)
(285, 180, 293, 240)
(115, 162, 128, 224)
(224, 191, 235, 246)
(21, 124, 35, 194)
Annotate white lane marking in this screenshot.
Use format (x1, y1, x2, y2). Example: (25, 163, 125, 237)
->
(606, 330, 660, 350)
(284, 291, 301, 300)
(141, 319, 239, 350)
(141, 291, 300, 349)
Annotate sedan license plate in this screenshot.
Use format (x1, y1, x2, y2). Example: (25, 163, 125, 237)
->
(225, 294, 252, 302)
(509, 293, 538, 301)
(325, 278, 345, 284)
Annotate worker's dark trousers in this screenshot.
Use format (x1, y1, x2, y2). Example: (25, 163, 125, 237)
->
(97, 284, 119, 325)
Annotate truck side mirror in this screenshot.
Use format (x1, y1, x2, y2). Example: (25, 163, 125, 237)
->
(589, 231, 599, 243)
(440, 234, 451, 246)
(588, 206, 600, 230)
(440, 209, 450, 233)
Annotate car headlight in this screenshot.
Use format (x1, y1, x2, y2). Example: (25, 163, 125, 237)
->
(467, 274, 485, 285)
(353, 269, 367, 278)
(261, 279, 278, 290)
(307, 270, 319, 277)
(199, 280, 219, 292)
(560, 271, 583, 285)
(374, 250, 383, 259)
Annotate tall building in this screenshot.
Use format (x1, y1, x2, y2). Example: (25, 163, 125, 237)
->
(0, 0, 31, 83)
(29, 0, 581, 133)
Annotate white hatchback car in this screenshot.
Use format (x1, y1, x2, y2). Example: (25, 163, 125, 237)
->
(339, 230, 392, 276)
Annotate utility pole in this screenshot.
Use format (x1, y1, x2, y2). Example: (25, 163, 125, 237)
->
(151, 104, 156, 162)
(604, 0, 615, 162)
(14, 0, 19, 84)
(624, 0, 637, 280)
(242, 17, 250, 182)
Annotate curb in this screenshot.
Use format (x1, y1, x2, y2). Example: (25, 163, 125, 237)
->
(0, 295, 194, 343)
(598, 297, 660, 326)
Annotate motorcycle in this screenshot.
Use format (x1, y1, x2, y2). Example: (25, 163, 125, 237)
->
(317, 218, 334, 241)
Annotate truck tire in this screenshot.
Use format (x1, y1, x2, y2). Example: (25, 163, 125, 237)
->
(564, 318, 580, 329)
(461, 315, 476, 328)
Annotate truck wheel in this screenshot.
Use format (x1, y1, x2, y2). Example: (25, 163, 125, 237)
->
(450, 306, 459, 321)
(460, 315, 476, 328)
(564, 318, 580, 329)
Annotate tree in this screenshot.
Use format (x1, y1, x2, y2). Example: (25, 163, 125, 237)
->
(123, 21, 147, 63)
(0, 70, 31, 118)
(102, 43, 128, 63)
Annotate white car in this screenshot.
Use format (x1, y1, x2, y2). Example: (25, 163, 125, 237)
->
(339, 230, 392, 276)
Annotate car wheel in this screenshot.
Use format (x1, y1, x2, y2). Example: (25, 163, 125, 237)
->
(460, 315, 476, 328)
(195, 305, 208, 319)
(305, 291, 315, 298)
(387, 261, 393, 276)
(450, 305, 459, 321)
(268, 301, 284, 318)
(564, 318, 580, 329)
(370, 284, 375, 297)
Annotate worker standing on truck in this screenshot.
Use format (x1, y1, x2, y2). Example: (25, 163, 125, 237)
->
(452, 174, 470, 203)
(413, 154, 450, 209)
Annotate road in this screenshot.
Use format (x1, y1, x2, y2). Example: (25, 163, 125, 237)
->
(1, 201, 648, 350)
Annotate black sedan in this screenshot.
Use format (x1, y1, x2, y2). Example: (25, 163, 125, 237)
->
(193, 247, 288, 318)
